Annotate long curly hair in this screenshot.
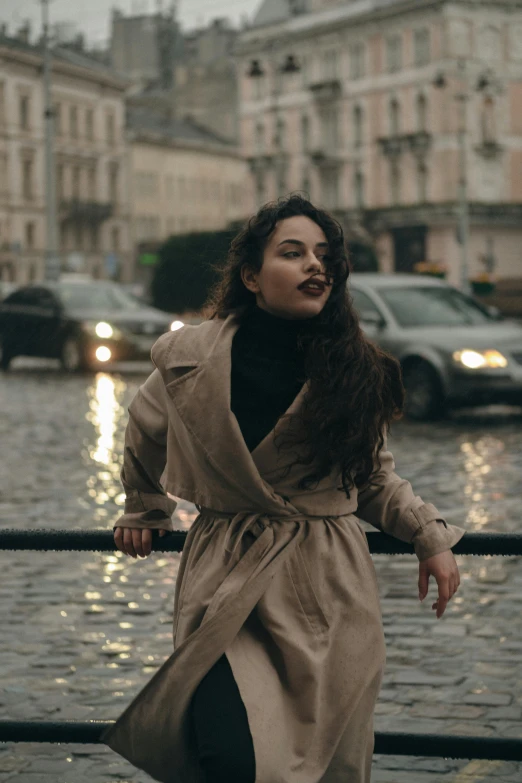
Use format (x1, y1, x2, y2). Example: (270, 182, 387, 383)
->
(203, 194, 404, 497)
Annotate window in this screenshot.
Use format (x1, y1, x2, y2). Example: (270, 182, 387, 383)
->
(390, 158, 401, 204)
(322, 50, 338, 81)
(88, 167, 96, 200)
(322, 170, 339, 209)
(57, 164, 64, 200)
(135, 171, 158, 197)
(25, 222, 35, 249)
(300, 55, 310, 87)
(54, 103, 62, 135)
(165, 174, 174, 197)
(74, 223, 83, 249)
(301, 172, 311, 198)
(72, 166, 80, 199)
(350, 288, 383, 322)
(255, 122, 265, 154)
(0, 154, 7, 195)
(19, 95, 30, 129)
(70, 106, 78, 139)
(386, 35, 402, 73)
(377, 286, 492, 328)
(253, 73, 265, 100)
(417, 162, 428, 202)
(22, 159, 33, 200)
(414, 28, 431, 66)
(354, 168, 364, 209)
(136, 215, 160, 242)
(301, 114, 310, 152)
(416, 94, 427, 132)
(389, 98, 400, 135)
(322, 107, 339, 150)
(0, 82, 5, 127)
(350, 43, 365, 80)
(89, 225, 99, 251)
(109, 163, 119, 204)
(481, 96, 496, 143)
(353, 105, 363, 148)
(111, 226, 120, 252)
(275, 117, 286, 150)
(86, 108, 94, 140)
(106, 112, 115, 145)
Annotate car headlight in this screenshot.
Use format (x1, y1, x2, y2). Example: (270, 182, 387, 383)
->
(82, 321, 123, 341)
(453, 349, 508, 369)
(170, 320, 184, 332)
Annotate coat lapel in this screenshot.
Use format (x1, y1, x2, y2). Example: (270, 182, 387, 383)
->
(163, 312, 308, 501)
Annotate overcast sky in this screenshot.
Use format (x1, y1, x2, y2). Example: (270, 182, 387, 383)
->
(1, 0, 262, 43)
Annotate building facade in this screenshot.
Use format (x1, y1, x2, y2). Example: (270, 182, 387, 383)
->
(237, 0, 522, 285)
(0, 33, 132, 284)
(173, 18, 239, 142)
(126, 96, 254, 286)
(110, 7, 183, 90)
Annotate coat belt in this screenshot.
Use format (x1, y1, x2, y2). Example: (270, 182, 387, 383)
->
(195, 506, 343, 557)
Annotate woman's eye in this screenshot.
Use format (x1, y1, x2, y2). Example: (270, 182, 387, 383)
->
(284, 251, 300, 258)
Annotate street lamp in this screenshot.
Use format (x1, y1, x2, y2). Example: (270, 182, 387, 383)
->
(41, 0, 60, 281)
(247, 53, 301, 197)
(433, 62, 497, 295)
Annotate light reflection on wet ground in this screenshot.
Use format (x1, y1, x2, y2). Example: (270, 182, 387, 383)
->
(0, 366, 521, 780)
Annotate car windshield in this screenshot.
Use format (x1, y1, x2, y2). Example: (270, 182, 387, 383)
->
(56, 283, 143, 312)
(376, 286, 493, 327)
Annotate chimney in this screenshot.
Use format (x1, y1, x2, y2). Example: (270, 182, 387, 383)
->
(16, 21, 31, 43)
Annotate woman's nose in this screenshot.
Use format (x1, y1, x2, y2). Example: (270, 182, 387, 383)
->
(304, 253, 324, 273)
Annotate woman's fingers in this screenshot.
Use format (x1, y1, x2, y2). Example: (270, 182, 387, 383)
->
(114, 526, 124, 554)
(123, 528, 137, 558)
(114, 527, 165, 557)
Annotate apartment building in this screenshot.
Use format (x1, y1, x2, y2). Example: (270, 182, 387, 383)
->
(0, 32, 131, 283)
(237, 0, 522, 284)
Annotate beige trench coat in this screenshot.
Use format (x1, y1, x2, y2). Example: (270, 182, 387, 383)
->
(102, 312, 465, 783)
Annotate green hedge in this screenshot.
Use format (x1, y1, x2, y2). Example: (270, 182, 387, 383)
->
(151, 230, 235, 313)
(151, 231, 379, 313)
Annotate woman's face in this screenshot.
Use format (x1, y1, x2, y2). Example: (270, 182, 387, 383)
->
(241, 215, 332, 320)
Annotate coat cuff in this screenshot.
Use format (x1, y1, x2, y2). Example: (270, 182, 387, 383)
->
(114, 491, 177, 531)
(410, 503, 466, 561)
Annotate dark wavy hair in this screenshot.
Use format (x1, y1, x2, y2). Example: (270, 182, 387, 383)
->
(203, 194, 404, 497)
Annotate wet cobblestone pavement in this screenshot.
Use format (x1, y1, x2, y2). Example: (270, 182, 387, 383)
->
(1, 362, 522, 782)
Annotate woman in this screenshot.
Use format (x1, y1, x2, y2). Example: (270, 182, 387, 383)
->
(105, 195, 465, 783)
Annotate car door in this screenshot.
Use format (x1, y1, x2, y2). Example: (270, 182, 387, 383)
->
(0, 286, 61, 357)
(350, 286, 387, 343)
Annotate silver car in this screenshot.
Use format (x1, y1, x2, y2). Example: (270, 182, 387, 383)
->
(349, 273, 522, 420)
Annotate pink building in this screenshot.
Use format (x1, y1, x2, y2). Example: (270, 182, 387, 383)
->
(238, 0, 522, 286)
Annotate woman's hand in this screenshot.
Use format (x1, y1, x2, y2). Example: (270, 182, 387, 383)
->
(114, 527, 168, 559)
(418, 550, 460, 619)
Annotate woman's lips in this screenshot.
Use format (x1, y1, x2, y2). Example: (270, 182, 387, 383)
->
(299, 286, 324, 297)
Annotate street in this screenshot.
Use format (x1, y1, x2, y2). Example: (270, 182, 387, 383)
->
(0, 364, 521, 782)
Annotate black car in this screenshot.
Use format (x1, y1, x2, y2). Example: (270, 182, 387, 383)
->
(0, 279, 183, 371)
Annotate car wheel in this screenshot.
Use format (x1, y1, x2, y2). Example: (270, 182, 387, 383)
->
(402, 360, 445, 421)
(0, 339, 14, 371)
(61, 336, 86, 372)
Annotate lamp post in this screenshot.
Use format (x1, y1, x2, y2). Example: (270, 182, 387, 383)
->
(41, 0, 60, 281)
(248, 53, 300, 198)
(434, 61, 497, 295)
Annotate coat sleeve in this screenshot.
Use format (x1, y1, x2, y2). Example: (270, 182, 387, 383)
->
(356, 438, 465, 561)
(114, 366, 177, 532)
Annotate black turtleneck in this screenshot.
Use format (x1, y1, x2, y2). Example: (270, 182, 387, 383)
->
(231, 305, 314, 454)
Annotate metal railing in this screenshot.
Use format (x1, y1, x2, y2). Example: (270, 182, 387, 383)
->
(1, 528, 522, 762)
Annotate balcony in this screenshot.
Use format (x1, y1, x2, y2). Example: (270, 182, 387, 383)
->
(59, 199, 113, 223)
(247, 155, 273, 174)
(378, 132, 432, 159)
(308, 79, 342, 103)
(308, 147, 343, 169)
(475, 140, 503, 160)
